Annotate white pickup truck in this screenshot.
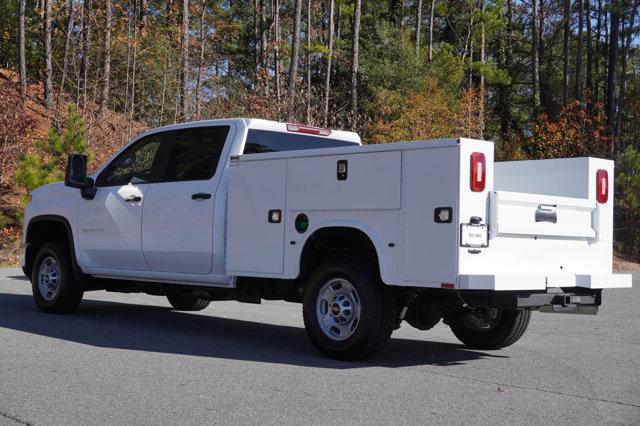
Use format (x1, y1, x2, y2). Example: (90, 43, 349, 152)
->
(22, 118, 632, 360)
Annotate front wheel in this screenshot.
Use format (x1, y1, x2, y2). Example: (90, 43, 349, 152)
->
(448, 308, 531, 349)
(302, 257, 395, 361)
(31, 242, 84, 314)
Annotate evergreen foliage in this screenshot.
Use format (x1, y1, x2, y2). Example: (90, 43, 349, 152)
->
(616, 146, 640, 257)
(15, 104, 89, 203)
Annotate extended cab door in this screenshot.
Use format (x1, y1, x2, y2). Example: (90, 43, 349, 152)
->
(78, 132, 170, 271)
(141, 125, 234, 274)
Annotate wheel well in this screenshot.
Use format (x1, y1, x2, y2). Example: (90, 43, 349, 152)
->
(299, 227, 380, 280)
(24, 218, 72, 279)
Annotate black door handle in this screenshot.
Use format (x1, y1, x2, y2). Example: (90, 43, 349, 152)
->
(192, 193, 212, 200)
(124, 195, 142, 202)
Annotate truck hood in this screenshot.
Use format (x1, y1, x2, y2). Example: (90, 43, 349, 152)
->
(30, 181, 67, 201)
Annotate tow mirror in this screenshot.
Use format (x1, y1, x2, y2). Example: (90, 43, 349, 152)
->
(65, 154, 96, 200)
(65, 154, 87, 188)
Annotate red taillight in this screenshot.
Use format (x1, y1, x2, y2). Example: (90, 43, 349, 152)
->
(470, 152, 486, 192)
(286, 123, 332, 136)
(596, 169, 608, 203)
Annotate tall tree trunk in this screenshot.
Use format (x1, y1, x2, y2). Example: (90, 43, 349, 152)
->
(306, 0, 312, 123)
(81, 0, 93, 110)
(350, 0, 361, 130)
(538, 0, 546, 109)
(337, 3, 341, 39)
(461, 2, 476, 64)
(59, 0, 74, 98)
(606, 0, 619, 158)
(261, 0, 269, 95)
(415, 0, 423, 55)
(323, 0, 334, 127)
(288, 0, 303, 112)
(99, 0, 113, 117)
(124, 3, 132, 118)
(563, 0, 570, 104)
(195, 0, 206, 119)
(428, 0, 435, 61)
(44, 0, 53, 109)
(274, 0, 282, 101)
(497, 0, 513, 134)
(586, 0, 593, 95)
(129, 0, 139, 121)
(603, 6, 608, 98)
(253, 0, 259, 86)
(479, 0, 485, 137)
(19, 0, 27, 97)
(179, 0, 190, 120)
(576, 0, 584, 100)
(594, 0, 602, 101)
(140, 0, 148, 30)
(159, 55, 169, 124)
(532, 0, 540, 113)
(615, 0, 639, 140)
(166, 0, 174, 25)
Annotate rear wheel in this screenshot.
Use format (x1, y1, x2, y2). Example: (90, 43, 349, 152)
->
(166, 295, 211, 311)
(31, 242, 83, 314)
(448, 308, 531, 349)
(302, 257, 395, 361)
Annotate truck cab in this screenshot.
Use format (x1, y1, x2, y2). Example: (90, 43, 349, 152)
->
(22, 118, 632, 361)
(23, 119, 359, 285)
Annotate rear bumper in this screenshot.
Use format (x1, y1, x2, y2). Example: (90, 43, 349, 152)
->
(458, 273, 632, 291)
(457, 287, 603, 315)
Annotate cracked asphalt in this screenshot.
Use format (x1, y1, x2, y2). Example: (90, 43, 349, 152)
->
(1, 268, 639, 425)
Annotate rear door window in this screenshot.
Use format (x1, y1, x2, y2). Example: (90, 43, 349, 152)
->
(164, 126, 230, 181)
(243, 129, 356, 154)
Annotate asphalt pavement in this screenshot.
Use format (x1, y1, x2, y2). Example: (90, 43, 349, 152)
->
(1, 268, 639, 425)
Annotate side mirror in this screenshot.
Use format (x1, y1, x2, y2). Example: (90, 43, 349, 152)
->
(65, 154, 88, 188)
(65, 154, 96, 200)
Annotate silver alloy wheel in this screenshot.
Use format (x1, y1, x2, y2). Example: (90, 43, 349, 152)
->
(38, 256, 61, 302)
(316, 278, 362, 341)
(461, 308, 502, 332)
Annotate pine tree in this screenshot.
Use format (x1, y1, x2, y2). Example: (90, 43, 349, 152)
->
(15, 105, 90, 204)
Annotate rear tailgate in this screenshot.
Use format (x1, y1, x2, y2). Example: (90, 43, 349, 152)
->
(488, 191, 596, 240)
(456, 144, 631, 291)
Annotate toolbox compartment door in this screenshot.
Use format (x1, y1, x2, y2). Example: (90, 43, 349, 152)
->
(226, 159, 287, 276)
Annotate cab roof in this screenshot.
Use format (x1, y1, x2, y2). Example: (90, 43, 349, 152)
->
(137, 118, 361, 145)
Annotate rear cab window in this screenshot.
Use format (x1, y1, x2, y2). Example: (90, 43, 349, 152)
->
(243, 129, 357, 154)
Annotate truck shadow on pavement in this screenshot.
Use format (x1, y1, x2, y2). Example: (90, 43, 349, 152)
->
(0, 292, 507, 369)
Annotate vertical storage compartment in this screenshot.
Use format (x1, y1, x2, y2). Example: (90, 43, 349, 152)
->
(226, 158, 287, 276)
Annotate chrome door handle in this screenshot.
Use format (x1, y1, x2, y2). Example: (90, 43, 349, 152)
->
(124, 195, 142, 202)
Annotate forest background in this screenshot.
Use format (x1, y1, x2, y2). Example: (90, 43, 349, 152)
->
(0, 0, 639, 264)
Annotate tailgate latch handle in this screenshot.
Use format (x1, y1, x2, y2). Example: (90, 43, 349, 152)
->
(470, 216, 482, 225)
(535, 206, 557, 224)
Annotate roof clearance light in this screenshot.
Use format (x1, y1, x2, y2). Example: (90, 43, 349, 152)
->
(596, 169, 608, 204)
(470, 152, 486, 192)
(286, 123, 332, 136)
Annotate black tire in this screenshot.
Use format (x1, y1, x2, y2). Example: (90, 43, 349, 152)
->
(166, 295, 211, 311)
(302, 256, 395, 361)
(31, 242, 83, 314)
(448, 308, 531, 350)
